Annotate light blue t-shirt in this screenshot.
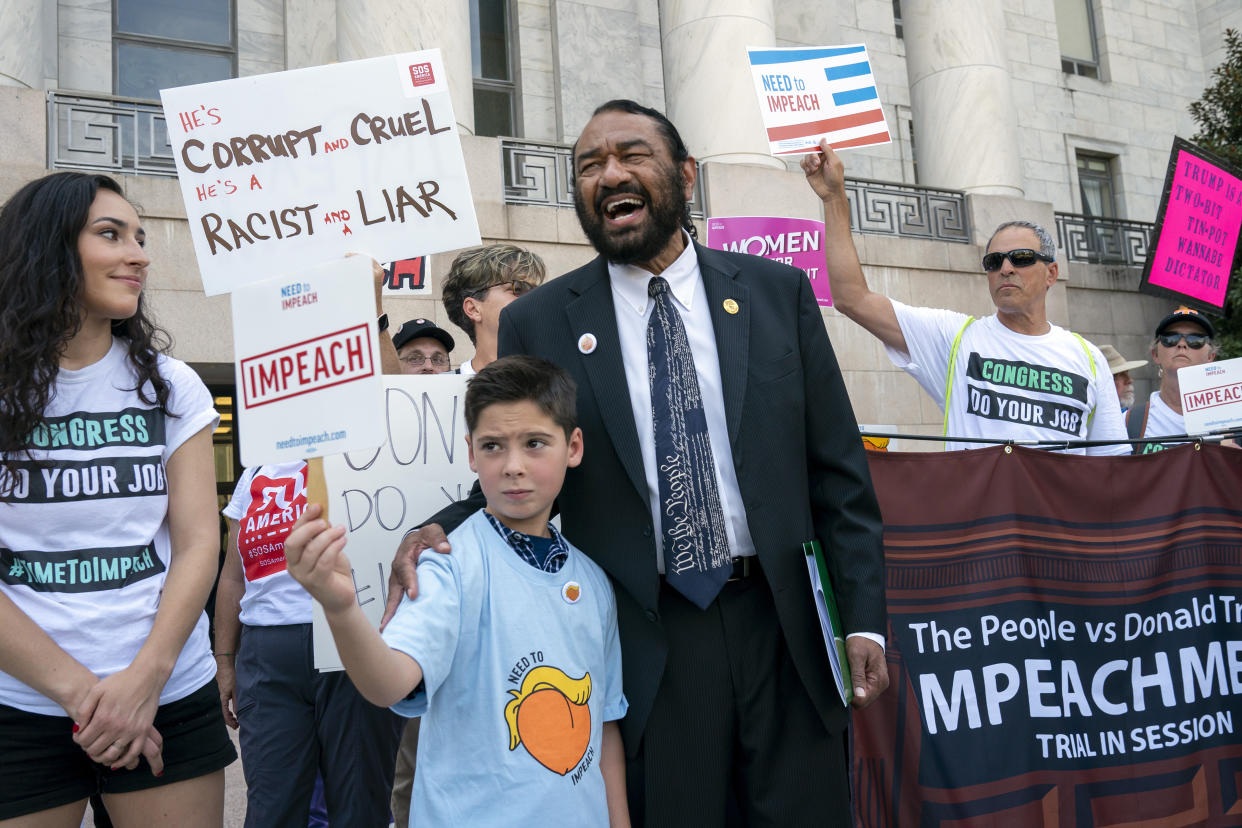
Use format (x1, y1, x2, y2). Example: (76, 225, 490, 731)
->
(382, 510, 627, 827)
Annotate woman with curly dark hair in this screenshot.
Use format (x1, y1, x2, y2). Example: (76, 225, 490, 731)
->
(0, 172, 234, 825)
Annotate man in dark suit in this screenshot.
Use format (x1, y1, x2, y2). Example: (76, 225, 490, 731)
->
(386, 100, 887, 826)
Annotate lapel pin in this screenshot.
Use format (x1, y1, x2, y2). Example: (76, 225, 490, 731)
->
(723, 299, 739, 315)
(562, 581, 582, 604)
(578, 333, 597, 354)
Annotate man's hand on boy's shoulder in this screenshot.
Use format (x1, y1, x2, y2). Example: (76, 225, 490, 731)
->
(380, 523, 453, 630)
(284, 503, 357, 615)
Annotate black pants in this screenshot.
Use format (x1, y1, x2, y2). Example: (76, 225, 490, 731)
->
(627, 568, 851, 827)
(236, 623, 404, 828)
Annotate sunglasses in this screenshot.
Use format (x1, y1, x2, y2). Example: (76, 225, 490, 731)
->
(472, 279, 536, 299)
(982, 249, 1054, 271)
(1157, 332, 1210, 349)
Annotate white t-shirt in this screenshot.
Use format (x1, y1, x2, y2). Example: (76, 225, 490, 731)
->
(383, 510, 627, 827)
(1136, 392, 1185, 454)
(222, 462, 312, 626)
(0, 339, 219, 715)
(887, 302, 1129, 455)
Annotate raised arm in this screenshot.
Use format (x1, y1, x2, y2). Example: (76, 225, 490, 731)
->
(802, 140, 907, 354)
(285, 503, 423, 707)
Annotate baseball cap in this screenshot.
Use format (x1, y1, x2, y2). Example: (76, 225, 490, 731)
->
(392, 318, 456, 352)
(1154, 306, 1214, 338)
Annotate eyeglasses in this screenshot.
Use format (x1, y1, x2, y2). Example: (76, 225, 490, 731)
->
(471, 279, 536, 299)
(982, 249, 1054, 271)
(1156, 332, 1210, 349)
(400, 353, 451, 368)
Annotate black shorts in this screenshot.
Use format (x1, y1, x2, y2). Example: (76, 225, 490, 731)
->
(0, 679, 237, 819)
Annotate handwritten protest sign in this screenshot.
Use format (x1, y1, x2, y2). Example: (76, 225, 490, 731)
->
(231, 256, 385, 466)
(747, 45, 892, 156)
(315, 374, 475, 670)
(161, 49, 480, 295)
(1178, 356, 1242, 436)
(706, 216, 831, 306)
(1140, 137, 1242, 312)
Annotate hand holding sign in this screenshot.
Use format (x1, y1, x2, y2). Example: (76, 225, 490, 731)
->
(283, 503, 355, 614)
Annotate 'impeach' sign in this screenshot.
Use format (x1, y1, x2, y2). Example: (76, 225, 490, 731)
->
(160, 49, 480, 296)
(231, 256, 385, 466)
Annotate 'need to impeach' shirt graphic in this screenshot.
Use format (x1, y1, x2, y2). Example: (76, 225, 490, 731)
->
(0, 408, 169, 593)
(964, 354, 1091, 436)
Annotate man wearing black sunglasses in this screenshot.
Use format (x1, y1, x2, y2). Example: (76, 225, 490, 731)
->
(1128, 306, 1220, 453)
(803, 141, 1129, 454)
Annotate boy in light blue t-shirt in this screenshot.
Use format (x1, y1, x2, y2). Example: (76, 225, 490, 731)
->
(285, 355, 629, 827)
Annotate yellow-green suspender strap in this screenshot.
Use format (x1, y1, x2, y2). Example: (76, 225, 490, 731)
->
(943, 317, 975, 436)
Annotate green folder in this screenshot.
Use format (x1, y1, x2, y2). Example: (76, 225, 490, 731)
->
(802, 539, 852, 706)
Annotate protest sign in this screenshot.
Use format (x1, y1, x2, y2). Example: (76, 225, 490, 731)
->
(853, 445, 1242, 826)
(315, 374, 475, 670)
(1140, 137, 1242, 312)
(231, 255, 385, 466)
(747, 44, 892, 156)
(706, 216, 831, 306)
(1179, 356, 1242, 436)
(161, 49, 480, 296)
(382, 256, 429, 295)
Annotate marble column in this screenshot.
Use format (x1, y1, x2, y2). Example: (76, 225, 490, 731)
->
(0, 0, 44, 88)
(336, 0, 474, 134)
(660, 0, 781, 168)
(903, 0, 1022, 196)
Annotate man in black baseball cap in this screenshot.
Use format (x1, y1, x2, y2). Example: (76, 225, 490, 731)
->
(392, 318, 455, 374)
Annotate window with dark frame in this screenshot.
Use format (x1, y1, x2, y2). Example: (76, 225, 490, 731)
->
(893, 0, 903, 39)
(1055, 0, 1100, 79)
(1076, 152, 1117, 218)
(471, 0, 518, 137)
(113, 0, 236, 100)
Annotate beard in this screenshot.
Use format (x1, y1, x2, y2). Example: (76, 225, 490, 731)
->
(1119, 388, 1135, 409)
(573, 163, 687, 265)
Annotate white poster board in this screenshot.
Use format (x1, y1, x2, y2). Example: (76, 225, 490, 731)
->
(231, 256, 385, 465)
(1179, 356, 1242, 436)
(315, 374, 476, 670)
(746, 44, 892, 156)
(161, 49, 480, 295)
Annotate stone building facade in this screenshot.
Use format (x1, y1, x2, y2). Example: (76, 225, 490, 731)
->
(0, 0, 1237, 464)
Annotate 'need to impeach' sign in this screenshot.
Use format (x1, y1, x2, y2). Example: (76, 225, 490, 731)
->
(161, 49, 481, 295)
(746, 44, 892, 156)
(231, 256, 385, 465)
(1140, 137, 1242, 312)
(705, 216, 832, 306)
(1178, 356, 1242, 436)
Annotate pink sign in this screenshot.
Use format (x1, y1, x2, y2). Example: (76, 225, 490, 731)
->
(1145, 146, 1242, 309)
(706, 216, 832, 306)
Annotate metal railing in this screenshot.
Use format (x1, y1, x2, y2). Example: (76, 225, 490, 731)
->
(48, 90, 177, 177)
(501, 138, 970, 243)
(1055, 212, 1154, 267)
(843, 176, 970, 243)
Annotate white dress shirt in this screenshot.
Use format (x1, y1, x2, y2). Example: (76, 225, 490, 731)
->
(608, 239, 885, 652)
(608, 238, 757, 573)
